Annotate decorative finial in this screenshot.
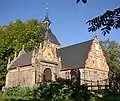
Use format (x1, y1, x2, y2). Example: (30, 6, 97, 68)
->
(14, 52, 17, 60)
(22, 45, 25, 50)
(8, 57, 10, 64)
(32, 49, 35, 57)
(7, 57, 11, 70)
(31, 49, 35, 65)
(94, 35, 97, 38)
(18, 45, 26, 57)
(39, 43, 42, 52)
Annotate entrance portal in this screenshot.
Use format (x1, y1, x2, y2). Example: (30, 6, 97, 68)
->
(43, 68, 52, 82)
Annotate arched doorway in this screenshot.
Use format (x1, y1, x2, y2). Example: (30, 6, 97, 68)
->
(70, 68, 80, 86)
(43, 68, 52, 82)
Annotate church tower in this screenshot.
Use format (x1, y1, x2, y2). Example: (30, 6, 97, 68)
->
(35, 9, 61, 83)
(42, 7, 60, 45)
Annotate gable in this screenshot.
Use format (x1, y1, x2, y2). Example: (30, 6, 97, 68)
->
(59, 39, 93, 70)
(8, 49, 39, 69)
(85, 37, 109, 72)
(39, 41, 59, 63)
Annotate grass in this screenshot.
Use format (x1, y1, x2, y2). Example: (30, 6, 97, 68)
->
(0, 90, 120, 101)
(0, 92, 4, 101)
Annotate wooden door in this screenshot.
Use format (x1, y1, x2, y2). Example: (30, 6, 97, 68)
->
(43, 68, 52, 82)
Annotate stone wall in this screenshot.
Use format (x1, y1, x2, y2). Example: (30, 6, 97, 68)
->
(6, 66, 35, 86)
(84, 37, 109, 85)
(60, 70, 71, 79)
(59, 37, 109, 86)
(60, 69, 85, 85)
(35, 41, 61, 83)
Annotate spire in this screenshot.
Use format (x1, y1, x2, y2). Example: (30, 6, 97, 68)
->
(43, 3, 51, 29)
(45, 4, 49, 18)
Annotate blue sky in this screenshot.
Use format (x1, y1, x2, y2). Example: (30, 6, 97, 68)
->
(0, 0, 120, 47)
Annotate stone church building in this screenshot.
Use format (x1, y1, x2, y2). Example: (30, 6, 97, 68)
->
(5, 14, 109, 87)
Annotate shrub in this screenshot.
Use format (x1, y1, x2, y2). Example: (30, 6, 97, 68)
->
(2, 79, 103, 101)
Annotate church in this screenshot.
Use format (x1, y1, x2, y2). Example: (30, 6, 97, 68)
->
(5, 13, 109, 87)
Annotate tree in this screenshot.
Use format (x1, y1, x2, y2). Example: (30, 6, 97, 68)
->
(0, 19, 46, 88)
(100, 40, 120, 89)
(76, 0, 87, 4)
(100, 40, 120, 74)
(87, 7, 120, 35)
(100, 40, 120, 90)
(76, 0, 120, 35)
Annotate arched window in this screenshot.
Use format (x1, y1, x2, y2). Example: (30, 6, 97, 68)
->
(43, 68, 52, 82)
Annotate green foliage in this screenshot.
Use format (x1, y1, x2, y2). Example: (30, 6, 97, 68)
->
(100, 40, 120, 75)
(2, 79, 97, 101)
(76, 0, 120, 35)
(6, 19, 45, 51)
(87, 7, 120, 35)
(0, 19, 46, 88)
(0, 79, 120, 101)
(76, 0, 87, 4)
(4, 85, 36, 100)
(100, 40, 120, 87)
(0, 92, 5, 101)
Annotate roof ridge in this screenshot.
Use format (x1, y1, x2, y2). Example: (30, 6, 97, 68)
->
(60, 39, 93, 49)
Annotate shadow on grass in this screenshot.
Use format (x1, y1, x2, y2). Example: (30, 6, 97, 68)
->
(101, 92, 120, 101)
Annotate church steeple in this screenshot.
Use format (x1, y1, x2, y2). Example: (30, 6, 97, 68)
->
(42, 4, 60, 45)
(43, 6, 51, 29)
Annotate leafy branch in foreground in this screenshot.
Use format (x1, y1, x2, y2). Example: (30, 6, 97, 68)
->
(87, 7, 120, 35)
(76, 0, 120, 35)
(76, 0, 87, 4)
